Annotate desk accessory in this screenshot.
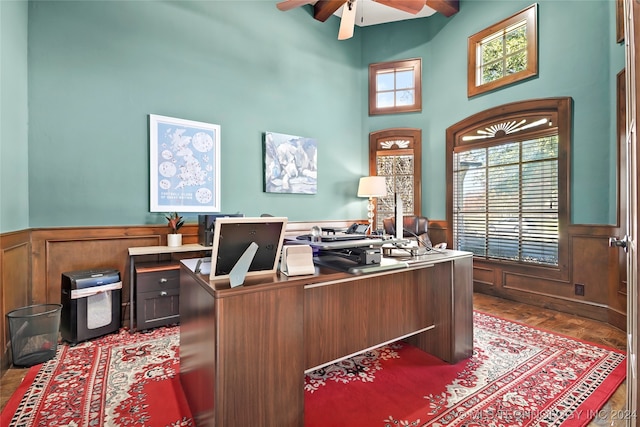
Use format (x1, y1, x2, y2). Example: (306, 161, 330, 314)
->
(319, 246, 381, 265)
(209, 216, 287, 282)
(229, 242, 259, 287)
(281, 245, 315, 276)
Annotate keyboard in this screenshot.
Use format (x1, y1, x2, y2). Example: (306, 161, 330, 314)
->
(296, 233, 368, 242)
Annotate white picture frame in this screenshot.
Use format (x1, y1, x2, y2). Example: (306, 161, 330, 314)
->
(149, 114, 221, 212)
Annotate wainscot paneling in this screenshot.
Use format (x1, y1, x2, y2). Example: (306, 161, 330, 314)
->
(0, 220, 358, 377)
(1, 230, 31, 373)
(471, 224, 626, 330)
(502, 272, 573, 297)
(0, 224, 208, 377)
(472, 264, 494, 287)
(570, 234, 611, 305)
(30, 224, 205, 320)
(0, 219, 626, 378)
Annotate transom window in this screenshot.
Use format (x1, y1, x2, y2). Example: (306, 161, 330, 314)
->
(479, 22, 527, 84)
(369, 59, 422, 115)
(468, 4, 538, 97)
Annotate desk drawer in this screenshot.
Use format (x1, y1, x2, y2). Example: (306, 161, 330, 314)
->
(136, 287, 180, 330)
(136, 267, 180, 294)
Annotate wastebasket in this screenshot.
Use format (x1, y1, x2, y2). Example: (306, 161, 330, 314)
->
(7, 304, 62, 367)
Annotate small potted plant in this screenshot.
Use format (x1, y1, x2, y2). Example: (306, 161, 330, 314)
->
(166, 212, 184, 247)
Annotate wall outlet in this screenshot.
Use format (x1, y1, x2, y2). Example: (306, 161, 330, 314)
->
(575, 283, 585, 296)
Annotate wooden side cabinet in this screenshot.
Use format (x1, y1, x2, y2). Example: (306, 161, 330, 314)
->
(135, 262, 180, 330)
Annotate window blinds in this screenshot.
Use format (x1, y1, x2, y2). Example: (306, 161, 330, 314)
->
(453, 135, 559, 265)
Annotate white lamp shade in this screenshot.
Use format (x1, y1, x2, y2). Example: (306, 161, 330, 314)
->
(357, 176, 387, 198)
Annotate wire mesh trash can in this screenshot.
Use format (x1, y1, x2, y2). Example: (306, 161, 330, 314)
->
(6, 304, 62, 367)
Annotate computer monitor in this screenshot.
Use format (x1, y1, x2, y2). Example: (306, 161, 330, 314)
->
(198, 213, 244, 246)
(209, 216, 288, 285)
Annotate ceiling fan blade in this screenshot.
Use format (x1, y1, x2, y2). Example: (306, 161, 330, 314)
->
(276, 0, 315, 11)
(338, 0, 357, 40)
(373, 0, 425, 14)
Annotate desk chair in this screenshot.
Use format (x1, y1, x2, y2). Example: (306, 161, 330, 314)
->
(382, 215, 432, 247)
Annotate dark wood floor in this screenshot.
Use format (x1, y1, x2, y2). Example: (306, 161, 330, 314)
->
(0, 293, 628, 426)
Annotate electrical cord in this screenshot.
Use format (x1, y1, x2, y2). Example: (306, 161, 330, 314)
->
(397, 228, 445, 254)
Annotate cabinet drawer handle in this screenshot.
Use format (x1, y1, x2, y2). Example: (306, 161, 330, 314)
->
(160, 291, 168, 296)
(159, 278, 168, 283)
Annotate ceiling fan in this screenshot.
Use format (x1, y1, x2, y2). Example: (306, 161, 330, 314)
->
(276, 0, 426, 40)
(338, 0, 358, 40)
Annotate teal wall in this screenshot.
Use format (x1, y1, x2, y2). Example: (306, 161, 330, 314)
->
(0, 0, 624, 231)
(0, 0, 29, 233)
(608, 0, 626, 224)
(27, 0, 365, 227)
(362, 0, 625, 224)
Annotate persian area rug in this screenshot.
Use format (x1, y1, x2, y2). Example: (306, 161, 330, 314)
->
(304, 311, 627, 427)
(1, 313, 626, 427)
(1, 325, 193, 427)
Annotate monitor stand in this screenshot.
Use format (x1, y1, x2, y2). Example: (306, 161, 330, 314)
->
(394, 191, 403, 241)
(229, 242, 259, 288)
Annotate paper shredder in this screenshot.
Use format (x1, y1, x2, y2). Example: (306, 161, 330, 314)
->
(61, 268, 122, 344)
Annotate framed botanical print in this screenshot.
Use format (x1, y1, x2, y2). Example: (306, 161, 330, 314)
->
(149, 114, 221, 212)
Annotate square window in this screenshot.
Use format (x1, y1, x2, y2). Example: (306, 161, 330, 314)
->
(377, 92, 394, 108)
(468, 4, 537, 97)
(396, 90, 415, 106)
(369, 58, 422, 115)
(395, 69, 414, 89)
(376, 72, 394, 91)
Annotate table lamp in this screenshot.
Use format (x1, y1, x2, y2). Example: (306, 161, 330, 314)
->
(357, 176, 387, 233)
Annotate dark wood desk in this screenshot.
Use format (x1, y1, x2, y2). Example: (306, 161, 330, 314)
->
(127, 244, 210, 331)
(179, 250, 473, 427)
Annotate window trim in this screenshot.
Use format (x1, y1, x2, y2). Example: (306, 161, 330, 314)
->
(369, 128, 422, 230)
(369, 58, 422, 115)
(467, 4, 538, 98)
(446, 97, 572, 278)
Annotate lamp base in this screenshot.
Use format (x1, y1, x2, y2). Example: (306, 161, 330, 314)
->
(367, 197, 375, 234)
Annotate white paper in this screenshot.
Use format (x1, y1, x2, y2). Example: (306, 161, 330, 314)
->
(181, 257, 211, 274)
(87, 291, 112, 330)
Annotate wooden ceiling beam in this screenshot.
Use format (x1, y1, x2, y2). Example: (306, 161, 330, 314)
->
(373, 0, 425, 15)
(425, 0, 459, 17)
(313, 0, 348, 22)
(276, 0, 315, 11)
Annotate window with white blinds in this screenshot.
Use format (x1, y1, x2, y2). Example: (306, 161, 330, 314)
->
(453, 134, 559, 265)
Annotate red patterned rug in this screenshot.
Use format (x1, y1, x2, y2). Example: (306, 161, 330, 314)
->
(1, 312, 626, 427)
(1, 325, 193, 427)
(304, 311, 627, 427)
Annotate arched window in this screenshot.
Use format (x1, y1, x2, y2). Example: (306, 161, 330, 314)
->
(446, 98, 571, 268)
(369, 128, 422, 231)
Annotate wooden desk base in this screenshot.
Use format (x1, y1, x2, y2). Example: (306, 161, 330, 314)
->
(179, 252, 473, 427)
